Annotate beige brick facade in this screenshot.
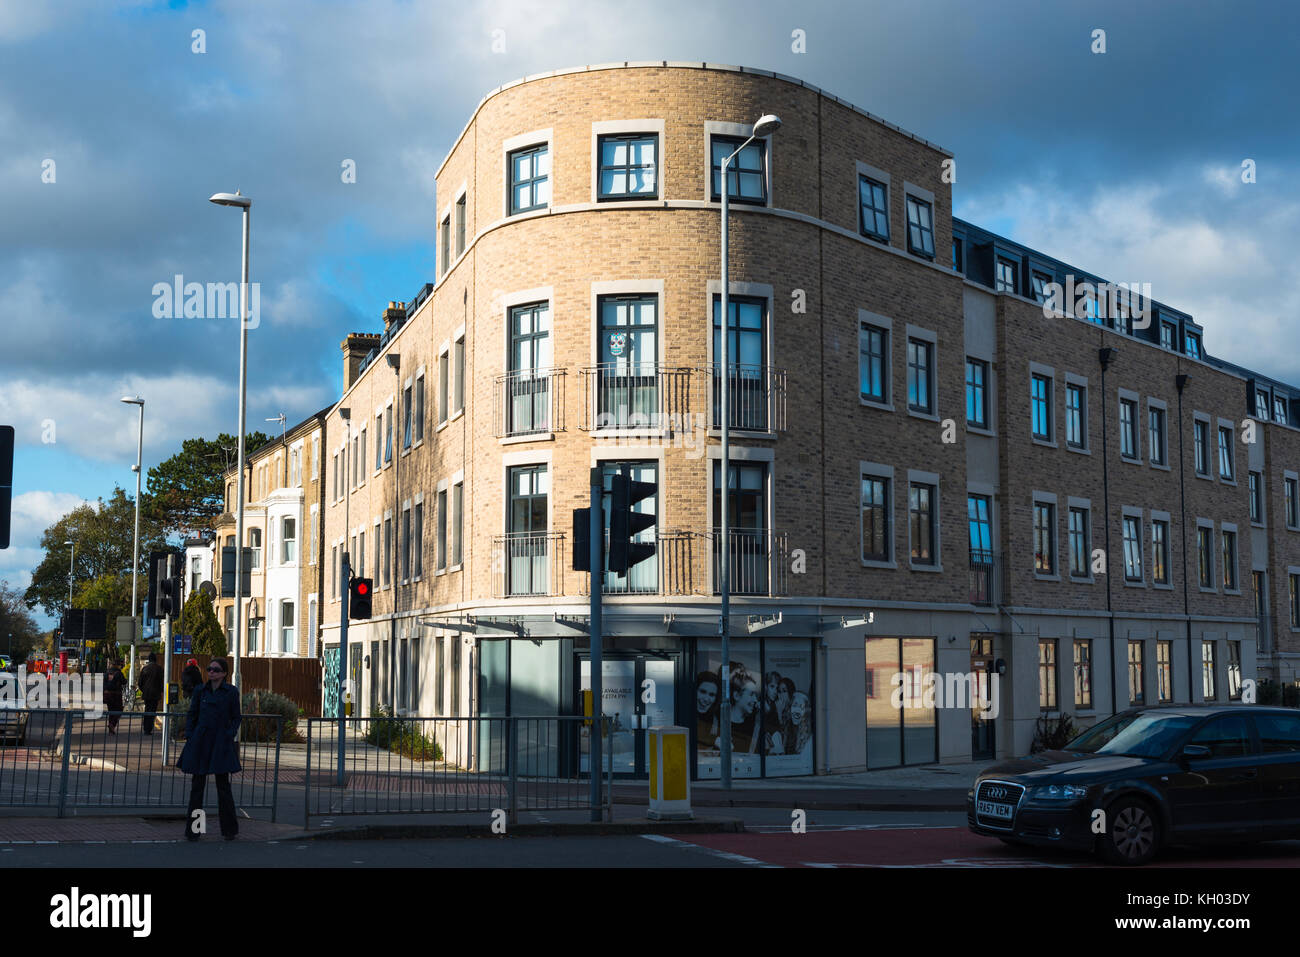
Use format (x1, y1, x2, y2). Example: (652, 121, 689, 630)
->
(287, 64, 1300, 771)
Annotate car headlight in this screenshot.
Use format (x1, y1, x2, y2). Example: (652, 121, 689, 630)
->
(1029, 784, 1090, 801)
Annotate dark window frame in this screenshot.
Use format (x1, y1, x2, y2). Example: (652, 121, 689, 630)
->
(905, 194, 935, 259)
(597, 132, 660, 201)
(710, 134, 768, 205)
(508, 143, 550, 215)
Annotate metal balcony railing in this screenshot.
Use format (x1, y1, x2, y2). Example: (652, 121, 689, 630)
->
(493, 532, 565, 598)
(706, 364, 787, 432)
(579, 363, 695, 431)
(969, 549, 1007, 607)
(579, 529, 699, 596)
(709, 527, 788, 597)
(494, 368, 565, 438)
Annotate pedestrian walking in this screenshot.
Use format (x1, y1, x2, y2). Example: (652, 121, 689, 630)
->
(177, 657, 241, 840)
(103, 660, 125, 733)
(181, 658, 202, 698)
(139, 653, 164, 734)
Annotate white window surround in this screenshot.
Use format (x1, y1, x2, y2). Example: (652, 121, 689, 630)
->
(1028, 361, 1056, 448)
(1117, 387, 1142, 462)
(1193, 411, 1213, 479)
(309, 504, 318, 565)
(1121, 505, 1146, 587)
(1032, 490, 1060, 581)
(437, 180, 469, 283)
(903, 181, 936, 206)
(1221, 520, 1241, 594)
(590, 119, 666, 204)
(859, 460, 897, 569)
(906, 468, 942, 573)
(855, 160, 892, 241)
(703, 120, 775, 208)
(704, 280, 776, 437)
(1066, 495, 1093, 582)
(858, 309, 894, 412)
(1062, 372, 1089, 453)
(502, 129, 554, 220)
(905, 323, 940, 423)
(451, 325, 467, 420)
(1289, 566, 1300, 631)
(1217, 417, 1238, 485)
(1148, 397, 1170, 471)
(589, 279, 668, 436)
(1286, 470, 1300, 531)
(500, 452, 554, 538)
(1196, 517, 1217, 593)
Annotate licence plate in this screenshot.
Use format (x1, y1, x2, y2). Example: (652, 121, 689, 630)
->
(977, 800, 1014, 821)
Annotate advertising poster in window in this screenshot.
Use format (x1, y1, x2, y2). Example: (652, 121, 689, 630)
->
(698, 639, 790, 779)
(579, 659, 636, 774)
(761, 639, 815, 777)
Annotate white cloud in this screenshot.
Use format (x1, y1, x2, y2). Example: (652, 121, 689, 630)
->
(0, 490, 90, 598)
(957, 171, 1300, 384)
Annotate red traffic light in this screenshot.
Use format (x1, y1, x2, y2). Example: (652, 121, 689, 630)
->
(356, 581, 369, 596)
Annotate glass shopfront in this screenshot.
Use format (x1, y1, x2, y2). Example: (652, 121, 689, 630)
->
(865, 636, 937, 769)
(694, 637, 815, 779)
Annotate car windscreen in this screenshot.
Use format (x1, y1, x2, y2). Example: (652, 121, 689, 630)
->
(1066, 712, 1201, 758)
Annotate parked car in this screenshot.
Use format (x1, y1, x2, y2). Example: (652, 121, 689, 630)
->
(968, 705, 1300, 865)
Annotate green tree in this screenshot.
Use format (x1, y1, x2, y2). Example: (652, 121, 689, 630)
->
(0, 579, 42, 661)
(23, 487, 168, 619)
(146, 432, 270, 536)
(71, 572, 134, 627)
(182, 590, 226, 658)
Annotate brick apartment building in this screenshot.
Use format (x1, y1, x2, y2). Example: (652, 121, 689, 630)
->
(214, 409, 328, 661)
(300, 62, 1300, 778)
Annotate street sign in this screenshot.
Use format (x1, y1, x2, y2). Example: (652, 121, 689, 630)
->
(172, 633, 192, 655)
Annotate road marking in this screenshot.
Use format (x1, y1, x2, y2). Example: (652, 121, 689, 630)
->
(640, 834, 779, 868)
(745, 823, 957, 833)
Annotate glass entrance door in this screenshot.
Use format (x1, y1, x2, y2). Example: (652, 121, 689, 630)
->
(578, 654, 678, 777)
(971, 635, 996, 760)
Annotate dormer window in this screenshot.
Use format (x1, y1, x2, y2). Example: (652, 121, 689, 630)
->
(1185, 332, 1202, 359)
(1030, 271, 1052, 304)
(1277, 396, 1290, 425)
(995, 258, 1017, 294)
(1256, 389, 1271, 420)
(1160, 321, 1177, 350)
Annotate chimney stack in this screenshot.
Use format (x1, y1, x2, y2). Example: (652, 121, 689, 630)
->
(340, 332, 381, 392)
(383, 301, 407, 334)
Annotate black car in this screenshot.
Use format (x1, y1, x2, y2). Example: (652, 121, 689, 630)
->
(968, 705, 1300, 865)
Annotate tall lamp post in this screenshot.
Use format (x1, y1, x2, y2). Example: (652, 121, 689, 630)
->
(64, 540, 75, 667)
(718, 113, 780, 790)
(209, 190, 252, 692)
(121, 395, 145, 688)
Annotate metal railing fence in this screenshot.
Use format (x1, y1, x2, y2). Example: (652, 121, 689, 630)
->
(0, 709, 282, 819)
(304, 715, 612, 827)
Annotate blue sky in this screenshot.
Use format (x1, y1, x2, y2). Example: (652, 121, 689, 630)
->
(2, 0, 1298, 625)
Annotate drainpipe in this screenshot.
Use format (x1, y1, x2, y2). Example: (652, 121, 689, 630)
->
(1099, 347, 1118, 715)
(1176, 372, 1193, 702)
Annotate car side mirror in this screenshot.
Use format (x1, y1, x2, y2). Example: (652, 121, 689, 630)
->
(1181, 744, 1212, 761)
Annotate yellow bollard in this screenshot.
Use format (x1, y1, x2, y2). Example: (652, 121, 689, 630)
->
(647, 726, 693, 820)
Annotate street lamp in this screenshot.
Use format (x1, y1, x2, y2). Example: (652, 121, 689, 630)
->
(210, 189, 252, 692)
(718, 113, 780, 790)
(121, 395, 144, 688)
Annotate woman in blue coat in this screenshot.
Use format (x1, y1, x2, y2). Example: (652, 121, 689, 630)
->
(177, 657, 241, 840)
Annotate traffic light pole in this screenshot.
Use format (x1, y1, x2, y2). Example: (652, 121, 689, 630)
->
(159, 610, 171, 765)
(589, 468, 603, 822)
(338, 553, 349, 787)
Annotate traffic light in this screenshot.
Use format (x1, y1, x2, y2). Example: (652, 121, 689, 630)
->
(155, 552, 181, 619)
(349, 577, 373, 619)
(608, 468, 656, 576)
(572, 507, 605, 573)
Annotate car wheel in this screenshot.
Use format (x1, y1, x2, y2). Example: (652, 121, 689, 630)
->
(1099, 798, 1160, 866)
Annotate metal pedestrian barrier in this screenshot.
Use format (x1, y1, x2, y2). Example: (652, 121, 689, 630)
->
(0, 709, 282, 819)
(304, 715, 613, 827)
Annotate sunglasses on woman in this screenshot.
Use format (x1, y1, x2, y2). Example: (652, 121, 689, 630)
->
(208, 666, 225, 673)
